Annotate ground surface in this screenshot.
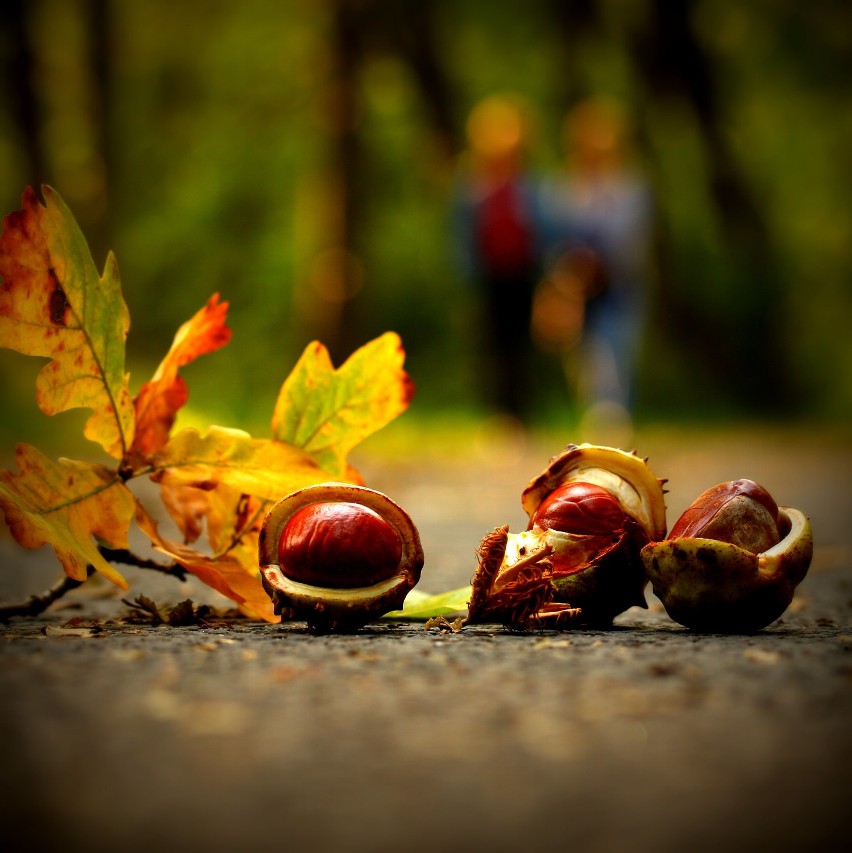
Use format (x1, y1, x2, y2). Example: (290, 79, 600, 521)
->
(1, 422, 850, 852)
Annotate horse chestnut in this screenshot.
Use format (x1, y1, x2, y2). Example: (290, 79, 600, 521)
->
(259, 482, 423, 633)
(666, 479, 780, 553)
(642, 479, 813, 632)
(529, 482, 628, 536)
(278, 501, 402, 588)
(467, 444, 668, 629)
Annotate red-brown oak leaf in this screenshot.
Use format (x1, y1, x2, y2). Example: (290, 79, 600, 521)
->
(136, 503, 275, 622)
(131, 294, 231, 458)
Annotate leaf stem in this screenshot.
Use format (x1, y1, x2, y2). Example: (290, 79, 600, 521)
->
(215, 500, 269, 560)
(98, 547, 188, 581)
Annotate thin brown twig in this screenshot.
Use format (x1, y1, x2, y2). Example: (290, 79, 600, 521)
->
(0, 573, 85, 622)
(0, 547, 187, 621)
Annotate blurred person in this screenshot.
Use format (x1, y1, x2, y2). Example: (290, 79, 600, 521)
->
(452, 93, 545, 422)
(535, 96, 654, 444)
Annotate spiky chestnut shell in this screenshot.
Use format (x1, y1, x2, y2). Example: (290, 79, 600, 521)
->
(259, 482, 424, 633)
(642, 480, 813, 632)
(522, 444, 668, 541)
(527, 444, 666, 625)
(465, 525, 582, 631)
(467, 444, 667, 630)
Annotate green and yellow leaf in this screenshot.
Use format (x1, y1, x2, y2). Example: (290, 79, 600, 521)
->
(271, 332, 414, 478)
(148, 425, 344, 502)
(0, 186, 134, 458)
(384, 586, 471, 620)
(0, 444, 136, 587)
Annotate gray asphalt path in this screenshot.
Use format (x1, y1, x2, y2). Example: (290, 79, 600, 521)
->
(1, 423, 850, 852)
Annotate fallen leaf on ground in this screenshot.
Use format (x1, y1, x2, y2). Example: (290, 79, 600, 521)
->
(424, 615, 465, 633)
(42, 623, 98, 638)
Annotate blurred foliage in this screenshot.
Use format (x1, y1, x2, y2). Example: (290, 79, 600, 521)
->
(1, 0, 850, 459)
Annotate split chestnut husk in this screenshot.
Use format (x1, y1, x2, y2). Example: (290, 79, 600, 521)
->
(467, 444, 667, 630)
(259, 482, 424, 633)
(642, 479, 813, 632)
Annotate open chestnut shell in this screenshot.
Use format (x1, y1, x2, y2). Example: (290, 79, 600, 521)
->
(259, 482, 424, 633)
(642, 479, 813, 632)
(467, 444, 668, 630)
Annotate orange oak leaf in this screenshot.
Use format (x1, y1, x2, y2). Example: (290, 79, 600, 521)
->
(271, 332, 414, 478)
(157, 480, 215, 545)
(0, 186, 134, 458)
(157, 477, 263, 553)
(131, 294, 231, 458)
(0, 444, 136, 588)
(136, 504, 275, 621)
(147, 425, 342, 502)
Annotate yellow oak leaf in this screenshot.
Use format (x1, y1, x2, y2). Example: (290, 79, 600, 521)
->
(148, 425, 341, 502)
(271, 332, 414, 477)
(131, 294, 231, 458)
(136, 504, 275, 622)
(202, 489, 265, 556)
(0, 444, 136, 588)
(0, 186, 134, 458)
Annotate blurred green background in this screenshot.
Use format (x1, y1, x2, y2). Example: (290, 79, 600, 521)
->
(1, 0, 850, 457)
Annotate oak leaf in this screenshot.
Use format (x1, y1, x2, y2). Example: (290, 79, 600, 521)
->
(157, 480, 213, 545)
(0, 187, 416, 621)
(148, 425, 333, 502)
(0, 443, 136, 588)
(147, 424, 339, 567)
(271, 332, 414, 477)
(136, 504, 275, 622)
(0, 186, 134, 458)
(130, 293, 231, 458)
(157, 477, 262, 554)
(203, 490, 263, 556)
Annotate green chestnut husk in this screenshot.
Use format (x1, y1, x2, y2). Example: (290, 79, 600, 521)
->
(642, 495, 813, 633)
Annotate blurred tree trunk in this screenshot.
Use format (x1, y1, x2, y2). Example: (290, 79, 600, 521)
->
(83, 0, 113, 263)
(322, 0, 367, 366)
(547, 0, 603, 106)
(626, 0, 791, 410)
(2, 0, 45, 191)
(389, 3, 461, 160)
(317, 0, 459, 364)
(2, 0, 114, 262)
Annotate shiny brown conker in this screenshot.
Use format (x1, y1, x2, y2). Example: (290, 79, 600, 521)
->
(529, 481, 627, 535)
(278, 501, 403, 589)
(668, 478, 780, 554)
